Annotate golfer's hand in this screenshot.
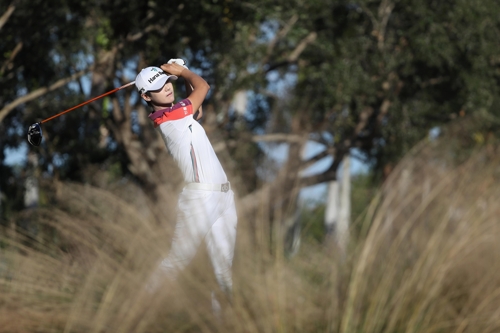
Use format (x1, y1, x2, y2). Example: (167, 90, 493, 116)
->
(161, 63, 187, 77)
(167, 58, 188, 69)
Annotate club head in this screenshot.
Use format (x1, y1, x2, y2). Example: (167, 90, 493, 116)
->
(27, 123, 43, 146)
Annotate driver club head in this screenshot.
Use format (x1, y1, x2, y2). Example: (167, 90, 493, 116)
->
(27, 123, 43, 146)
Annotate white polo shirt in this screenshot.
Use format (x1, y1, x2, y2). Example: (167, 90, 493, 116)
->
(148, 99, 228, 184)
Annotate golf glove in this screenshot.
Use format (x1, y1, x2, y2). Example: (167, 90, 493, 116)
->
(167, 58, 188, 69)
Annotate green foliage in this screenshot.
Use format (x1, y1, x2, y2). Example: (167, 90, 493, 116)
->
(289, 0, 500, 173)
(95, 19, 112, 49)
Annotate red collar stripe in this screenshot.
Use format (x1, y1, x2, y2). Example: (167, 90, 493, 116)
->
(148, 99, 193, 127)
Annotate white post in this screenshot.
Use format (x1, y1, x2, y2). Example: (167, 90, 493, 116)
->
(232, 90, 247, 116)
(324, 180, 340, 237)
(24, 151, 39, 209)
(337, 155, 351, 254)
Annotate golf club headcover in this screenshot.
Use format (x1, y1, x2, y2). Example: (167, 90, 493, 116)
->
(167, 58, 188, 69)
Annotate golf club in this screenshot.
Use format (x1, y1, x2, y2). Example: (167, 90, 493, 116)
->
(27, 81, 136, 146)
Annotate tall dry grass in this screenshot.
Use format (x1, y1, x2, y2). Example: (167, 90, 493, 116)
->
(2, 126, 500, 332)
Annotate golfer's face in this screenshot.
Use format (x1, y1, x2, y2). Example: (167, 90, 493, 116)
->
(149, 81, 175, 105)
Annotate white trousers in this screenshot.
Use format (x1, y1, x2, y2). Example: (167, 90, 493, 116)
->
(149, 187, 238, 296)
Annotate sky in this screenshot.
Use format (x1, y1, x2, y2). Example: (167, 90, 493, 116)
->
(4, 143, 27, 166)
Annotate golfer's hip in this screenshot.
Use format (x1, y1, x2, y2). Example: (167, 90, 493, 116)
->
(184, 181, 231, 193)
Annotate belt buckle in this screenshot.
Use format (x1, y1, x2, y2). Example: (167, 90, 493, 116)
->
(221, 183, 229, 193)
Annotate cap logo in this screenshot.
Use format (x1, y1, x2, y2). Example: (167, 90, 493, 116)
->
(148, 71, 166, 84)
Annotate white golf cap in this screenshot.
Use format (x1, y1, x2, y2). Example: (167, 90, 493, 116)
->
(135, 66, 178, 94)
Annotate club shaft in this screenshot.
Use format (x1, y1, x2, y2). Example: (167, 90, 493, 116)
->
(40, 81, 135, 124)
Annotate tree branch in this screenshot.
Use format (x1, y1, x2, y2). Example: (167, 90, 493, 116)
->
(125, 9, 178, 42)
(262, 14, 299, 65)
(360, 0, 394, 50)
(0, 2, 16, 31)
(252, 133, 303, 143)
(377, 0, 395, 50)
(300, 150, 345, 187)
(266, 31, 318, 72)
(0, 41, 22, 76)
(300, 147, 335, 171)
(0, 68, 91, 123)
(354, 106, 374, 136)
(287, 32, 317, 62)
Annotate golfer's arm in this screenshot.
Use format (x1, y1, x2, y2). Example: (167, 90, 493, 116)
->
(182, 70, 209, 120)
(184, 80, 203, 120)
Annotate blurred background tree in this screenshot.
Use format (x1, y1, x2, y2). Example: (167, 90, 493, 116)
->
(1, 0, 499, 251)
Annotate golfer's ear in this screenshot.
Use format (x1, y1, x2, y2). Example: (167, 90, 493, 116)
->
(141, 93, 151, 101)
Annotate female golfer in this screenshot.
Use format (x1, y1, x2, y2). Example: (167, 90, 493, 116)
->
(135, 60, 237, 307)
